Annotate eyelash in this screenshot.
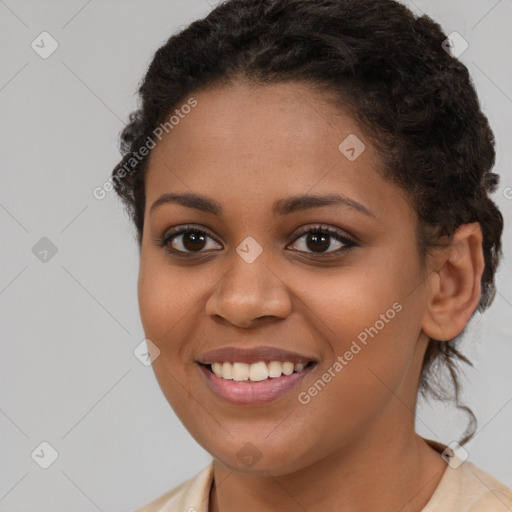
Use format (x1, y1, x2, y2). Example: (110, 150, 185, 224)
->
(154, 224, 357, 258)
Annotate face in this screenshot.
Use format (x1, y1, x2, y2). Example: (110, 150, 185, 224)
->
(138, 82, 432, 475)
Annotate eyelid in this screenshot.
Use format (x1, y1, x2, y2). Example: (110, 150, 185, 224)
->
(156, 224, 220, 248)
(291, 224, 357, 245)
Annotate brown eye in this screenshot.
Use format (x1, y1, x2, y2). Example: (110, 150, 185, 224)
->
(158, 226, 222, 254)
(156, 224, 357, 258)
(288, 226, 356, 255)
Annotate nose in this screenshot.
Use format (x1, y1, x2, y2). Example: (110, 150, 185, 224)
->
(205, 256, 293, 329)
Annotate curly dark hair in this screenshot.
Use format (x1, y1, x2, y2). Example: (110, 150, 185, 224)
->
(111, 0, 503, 444)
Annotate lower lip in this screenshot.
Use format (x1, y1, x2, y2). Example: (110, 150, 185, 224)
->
(198, 364, 316, 405)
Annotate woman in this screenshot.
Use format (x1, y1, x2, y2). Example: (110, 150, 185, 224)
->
(111, 0, 511, 510)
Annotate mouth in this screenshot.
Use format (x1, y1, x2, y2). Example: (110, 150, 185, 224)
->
(197, 360, 318, 405)
(199, 360, 316, 381)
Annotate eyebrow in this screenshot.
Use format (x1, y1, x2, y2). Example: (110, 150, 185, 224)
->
(149, 192, 376, 218)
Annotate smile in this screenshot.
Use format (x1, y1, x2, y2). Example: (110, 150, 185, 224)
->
(207, 360, 312, 381)
(198, 360, 317, 405)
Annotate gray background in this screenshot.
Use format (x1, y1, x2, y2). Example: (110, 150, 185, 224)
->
(0, 1, 511, 511)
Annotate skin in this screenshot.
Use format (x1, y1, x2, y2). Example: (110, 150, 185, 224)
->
(137, 82, 485, 512)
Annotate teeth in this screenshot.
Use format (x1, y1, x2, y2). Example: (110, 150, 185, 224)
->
(232, 362, 250, 381)
(282, 362, 294, 375)
(249, 361, 269, 381)
(268, 361, 283, 378)
(209, 361, 309, 381)
(221, 362, 233, 379)
(212, 362, 223, 377)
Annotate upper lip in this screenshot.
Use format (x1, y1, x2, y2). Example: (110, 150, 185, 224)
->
(196, 345, 318, 365)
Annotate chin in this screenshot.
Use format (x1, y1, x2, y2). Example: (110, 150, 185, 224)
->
(201, 434, 316, 477)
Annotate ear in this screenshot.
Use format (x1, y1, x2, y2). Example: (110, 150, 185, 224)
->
(422, 222, 485, 342)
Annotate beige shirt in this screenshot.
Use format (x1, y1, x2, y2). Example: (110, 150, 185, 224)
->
(135, 442, 512, 511)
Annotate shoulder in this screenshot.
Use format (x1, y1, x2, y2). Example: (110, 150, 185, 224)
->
(133, 463, 213, 512)
(461, 462, 512, 511)
(423, 459, 512, 511)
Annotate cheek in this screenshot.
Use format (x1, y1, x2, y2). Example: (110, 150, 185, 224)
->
(137, 256, 195, 343)
(137, 259, 201, 411)
(138, 266, 167, 341)
(300, 252, 410, 342)
(298, 250, 423, 399)
(137, 255, 218, 386)
(292, 289, 420, 457)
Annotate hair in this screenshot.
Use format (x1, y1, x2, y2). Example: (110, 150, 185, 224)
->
(112, 0, 503, 444)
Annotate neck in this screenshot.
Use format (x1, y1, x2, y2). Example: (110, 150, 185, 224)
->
(209, 417, 447, 512)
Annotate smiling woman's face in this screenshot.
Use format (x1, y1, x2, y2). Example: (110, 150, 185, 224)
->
(138, 81, 434, 475)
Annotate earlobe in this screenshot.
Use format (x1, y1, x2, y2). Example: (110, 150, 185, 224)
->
(421, 222, 485, 342)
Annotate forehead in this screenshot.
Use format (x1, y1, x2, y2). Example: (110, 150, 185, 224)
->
(144, 82, 413, 224)
(151, 81, 364, 166)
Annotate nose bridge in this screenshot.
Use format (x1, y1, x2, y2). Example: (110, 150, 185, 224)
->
(205, 245, 292, 327)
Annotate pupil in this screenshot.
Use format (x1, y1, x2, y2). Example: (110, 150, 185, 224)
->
(184, 233, 206, 251)
(181, 232, 331, 253)
(307, 233, 329, 252)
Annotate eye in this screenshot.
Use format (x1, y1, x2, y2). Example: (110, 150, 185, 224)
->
(287, 225, 357, 256)
(156, 225, 221, 255)
(155, 224, 357, 257)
